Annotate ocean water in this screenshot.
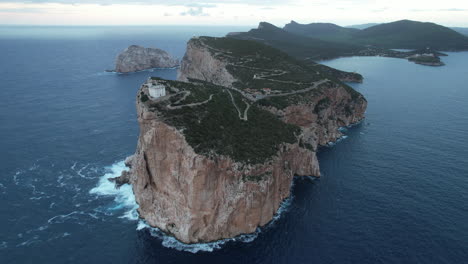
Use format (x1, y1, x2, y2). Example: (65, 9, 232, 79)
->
(1, 26, 468, 263)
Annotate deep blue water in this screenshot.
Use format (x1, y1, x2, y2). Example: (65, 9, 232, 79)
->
(1, 26, 468, 263)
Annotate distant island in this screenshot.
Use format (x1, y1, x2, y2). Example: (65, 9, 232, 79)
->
(114, 37, 367, 243)
(111, 45, 179, 73)
(350, 23, 468, 37)
(229, 20, 468, 66)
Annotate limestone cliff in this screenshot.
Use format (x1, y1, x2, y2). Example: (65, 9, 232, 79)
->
(120, 37, 367, 244)
(177, 38, 236, 87)
(124, 79, 319, 243)
(115, 45, 179, 73)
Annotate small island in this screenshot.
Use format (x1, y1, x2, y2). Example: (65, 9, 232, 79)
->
(113, 45, 179, 73)
(407, 53, 445, 66)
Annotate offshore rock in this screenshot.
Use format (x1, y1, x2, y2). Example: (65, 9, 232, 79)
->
(115, 45, 179, 73)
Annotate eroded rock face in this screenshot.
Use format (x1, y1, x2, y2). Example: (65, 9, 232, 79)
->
(277, 85, 367, 146)
(177, 38, 236, 86)
(115, 45, 179, 73)
(126, 88, 319, 243)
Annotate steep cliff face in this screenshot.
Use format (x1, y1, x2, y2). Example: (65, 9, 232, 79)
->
(122, 37, 367, 244)
(115, 45, 179, 73)
(177, 38, 236, 86)
(125, 82, 319, 243)
(274, 85, 367, 147)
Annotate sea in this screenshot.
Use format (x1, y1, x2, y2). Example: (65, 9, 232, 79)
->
(1, 26, 467, 263)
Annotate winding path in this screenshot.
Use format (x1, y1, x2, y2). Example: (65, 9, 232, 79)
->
(167, 92, 214, 110)
(227, 90, 250, 121)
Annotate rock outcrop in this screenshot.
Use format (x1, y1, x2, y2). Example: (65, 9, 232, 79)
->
(177, 38, 236, 87)
(120, 37, 367, 244)
(115, 45, 179, 73)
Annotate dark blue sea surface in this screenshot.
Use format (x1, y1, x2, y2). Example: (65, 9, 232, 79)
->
(1, 26, 468, 263)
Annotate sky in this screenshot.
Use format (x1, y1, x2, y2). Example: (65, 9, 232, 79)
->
(0, 0, 468, 27)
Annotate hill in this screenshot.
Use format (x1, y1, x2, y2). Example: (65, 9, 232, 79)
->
(354, 20, 468, 50)
(452, 27, 468, 36)
(228, 22, 362, 60)
(283, 20, 358, 42)
(346, 23, 380, 30)
(283, 20, 468, 50)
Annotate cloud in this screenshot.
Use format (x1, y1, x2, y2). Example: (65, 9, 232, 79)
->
(0, 7, 45, 12)
(180, 7, 209, 16)
(438, 8, 467, 12)
(185, 3, 217, 8)
(411, 8, 468, 12)
(372, 7, 389, 12)
(0, 0, 287, 5)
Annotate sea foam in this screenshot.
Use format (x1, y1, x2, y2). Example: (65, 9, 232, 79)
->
(89, 161, 138, 220)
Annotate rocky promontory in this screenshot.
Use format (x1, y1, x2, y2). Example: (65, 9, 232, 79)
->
(115, 45, 179, 73)
(118, 37, 367, 243)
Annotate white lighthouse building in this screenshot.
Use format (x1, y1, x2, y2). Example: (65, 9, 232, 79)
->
(148, 83, 166, 99)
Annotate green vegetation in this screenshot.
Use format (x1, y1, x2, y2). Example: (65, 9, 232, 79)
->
(284, 21, 359, 43)
(283, 20, 468, 50)
(197, 37, 354, 95)
(142, 79, 300, 164)
(229, 20, 468, 65)
(229, 22, 361, 60)
(314, 97, 331, 113)
(353, 20, 468, 50)
(140, 92, 149, 103)
(193, 37, 365, 109)
(408, 55, 441, 64)
(313, 63, 363, 83)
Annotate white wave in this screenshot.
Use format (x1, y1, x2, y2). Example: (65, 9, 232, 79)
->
(70, 162, 98, 180)
(89, 160, 138, 220)
(13, 170, 24, 185)
(16, 236, 41, 247)
(46, 232, 72, 242)
(47, 211, 99, 225)
(347, 119, 364, 128)
(338, 127, 348, 132)
(336, 135, 348, 142)
(140, 223, 258, 254)
(29, 164, 39, 171)
(0, 241, 7, 249)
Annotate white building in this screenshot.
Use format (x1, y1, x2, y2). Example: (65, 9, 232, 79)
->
(148, 83, 166, 98)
